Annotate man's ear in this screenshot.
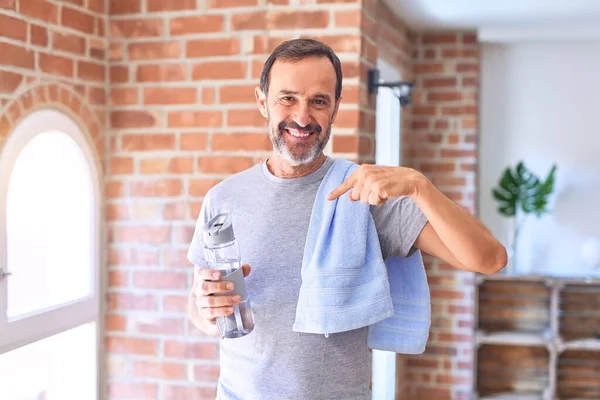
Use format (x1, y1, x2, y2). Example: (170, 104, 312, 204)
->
(330, 96, 342, 125)
(255, 86, 268, 119)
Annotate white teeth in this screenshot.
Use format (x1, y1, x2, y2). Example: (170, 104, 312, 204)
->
(288, 129, 310, 138)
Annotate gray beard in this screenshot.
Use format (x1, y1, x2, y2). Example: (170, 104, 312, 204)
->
(270, 124, 331, 167)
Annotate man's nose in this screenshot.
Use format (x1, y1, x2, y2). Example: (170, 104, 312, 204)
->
(292, 102, 312, 128)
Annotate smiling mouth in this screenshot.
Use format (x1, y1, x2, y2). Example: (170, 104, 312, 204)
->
(284, 128, 314, 139)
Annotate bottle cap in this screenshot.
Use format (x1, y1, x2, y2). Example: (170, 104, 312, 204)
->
(202, 213, 235, 245)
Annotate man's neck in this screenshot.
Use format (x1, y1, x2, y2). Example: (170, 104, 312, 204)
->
(266, 153, 327, 178)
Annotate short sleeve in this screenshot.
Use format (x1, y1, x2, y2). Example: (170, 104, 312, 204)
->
(187, 190, 213, 268)
(370, 196, 428, 259)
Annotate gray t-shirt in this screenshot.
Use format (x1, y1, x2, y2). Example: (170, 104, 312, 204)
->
(187, 157, 427, 400)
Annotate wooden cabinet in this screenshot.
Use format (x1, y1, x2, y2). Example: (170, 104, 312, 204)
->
(474, 275, 600, 399)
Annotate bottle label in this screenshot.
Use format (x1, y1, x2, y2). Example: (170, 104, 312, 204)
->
(216, 267, 248, 302)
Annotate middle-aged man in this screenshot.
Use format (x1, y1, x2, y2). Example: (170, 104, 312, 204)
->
(187, 38, 507, 400)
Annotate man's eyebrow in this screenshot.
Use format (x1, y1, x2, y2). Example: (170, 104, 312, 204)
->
(277, 90, 332, 102)
(313, 93, 332, 102)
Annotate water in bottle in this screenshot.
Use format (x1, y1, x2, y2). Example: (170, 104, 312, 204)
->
(202, 213, 254, 339)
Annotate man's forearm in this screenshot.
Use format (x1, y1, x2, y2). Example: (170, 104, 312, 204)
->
(413, 175, 507, 274)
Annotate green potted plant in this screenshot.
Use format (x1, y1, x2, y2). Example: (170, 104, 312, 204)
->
(491, 161, 557, 274)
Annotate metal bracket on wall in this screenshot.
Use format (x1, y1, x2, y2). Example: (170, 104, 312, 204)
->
(0, 268, 12, 280)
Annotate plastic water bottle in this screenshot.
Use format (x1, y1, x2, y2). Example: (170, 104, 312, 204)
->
(202, 213, 254, 338)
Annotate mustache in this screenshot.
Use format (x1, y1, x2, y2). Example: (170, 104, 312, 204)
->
(278, 120, 322, 134)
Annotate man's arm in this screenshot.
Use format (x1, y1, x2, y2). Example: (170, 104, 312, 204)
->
(412, 178, 507, 274)
(327, 164, 507, 275)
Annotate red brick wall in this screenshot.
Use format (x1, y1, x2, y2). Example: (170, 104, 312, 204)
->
(402, 32, 480, 400)
(0, 0, 107, 151)
(106, 1, 366, 398)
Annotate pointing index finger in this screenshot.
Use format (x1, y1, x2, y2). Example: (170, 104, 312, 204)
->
(327, 175, 356, 201)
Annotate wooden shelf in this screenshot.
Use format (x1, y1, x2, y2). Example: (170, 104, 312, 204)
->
(476, 331, 549, 347)
(475, 276, 600, 400)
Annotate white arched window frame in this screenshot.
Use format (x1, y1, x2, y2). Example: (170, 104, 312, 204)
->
(0, 108, 103, 397)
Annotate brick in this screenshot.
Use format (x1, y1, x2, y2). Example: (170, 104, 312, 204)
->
(133, 360, 187, 380)
(113, 226, 171, 244)
(128, 42, 182, 60)
(227, 109, 266, 127)
(172, 226, 195, 245)
(462, 77, 478, 87)
(143, 87, 196, 105)
(332, 135, 372, 154)
(111, 18, 164, 38)
(420, 163, 456, 173)
(20, 0, 58, 23)
(163, 202, 189, 220)
(133, 271, 187, 290)
(310, 34, 361, 53)
(110, 66, 129, 83)
(110, 157, 134, 174)
(147, 0, 196, 11)
(133, 315, 185, 335)
(431, 289, 465, 299)
(163, 295, 188, 312)
(180, 133, 208, 150)
(108, 293, 157, 311)
(428, 91, 463, 102)
(109, 0, 140, 14)
(110, 42, 124, 61)
(163, 248, 190, 267)
(30, 24, 48, 47)
(139, 157, 194, 174)
(122, 134, 175, 151)
(186, 38, 240, 58)
(62, 6, 95, 34)
(0, 0, 15, 10)
(422, 33, 458, 45)
(130, 180, 183, 197)
(0, 42, 34, 69)
(52, 32, 86, 55)
(193, 365, 220, 382)
(168, 111, 222, 128)
(0, 71, 23, 94)
(108, 383, 158, 400)
(463, 33, 478, 44)
(0, 14, 27, 42)
(105, 181, 125, 198)
(170, 15, 224, 35)
(109, 248, 159, 266)
(333, 109, 359, 129)
(440, 105, 477, 116)
(441, 149, 476, 158)
(106, 336, 158, 356)
(78, 61, 105, 82)
(163, 386, 216, 400)
(110, 87, 138, 105)
(189, 179, 220, 197)
(106, 204, 129, 220)
(207, 0, 257, 7)
(231, 12, 265, 30)
(316, 0, 358, 2)
(164, 340, 218, 359)
(198, 156, 255, 174)
(422, 77, 457, 89)
(111, 111, 159, 129)
(457, 63, 478, 73)
(267, 10, 329, 29)
(414, 62, 445, 74)
(192, 61, 246, 80)
(212, 133, 272, 152)
(88, 0, 104, 13)
(407, 358, 439, 369)
(442, 48, 478, 59)
(219, 85, 257, 104)
(106, 314, 127, 331)
(202, 87, 215, 104)
(136, 63, 187, 82)
(39, 53, 74, 77)
(334, 9, 360, 27)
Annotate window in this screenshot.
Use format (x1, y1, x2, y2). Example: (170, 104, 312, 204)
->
(0, 109, 103, 400)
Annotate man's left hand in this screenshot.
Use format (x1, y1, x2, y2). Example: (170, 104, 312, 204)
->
(327, 164, 423, 205)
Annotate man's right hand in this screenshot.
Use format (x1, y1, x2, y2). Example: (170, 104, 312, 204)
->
(188, 264, 252, 336)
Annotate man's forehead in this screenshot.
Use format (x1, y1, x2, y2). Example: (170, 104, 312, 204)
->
(269, 57, 337, 95)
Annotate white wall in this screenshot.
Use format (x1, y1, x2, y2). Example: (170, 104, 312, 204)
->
(480, 42, 600, 277)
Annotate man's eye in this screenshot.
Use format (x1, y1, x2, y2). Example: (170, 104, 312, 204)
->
(281, 96, 294, 101)
(314, 100, 327, 106)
